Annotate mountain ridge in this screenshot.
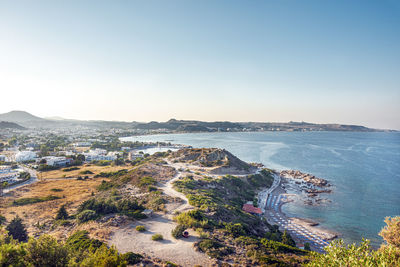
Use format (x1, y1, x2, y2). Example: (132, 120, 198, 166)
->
(0, 110, 392, 132)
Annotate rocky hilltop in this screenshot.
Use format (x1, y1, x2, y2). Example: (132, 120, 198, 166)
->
(171, 148, 257, 175)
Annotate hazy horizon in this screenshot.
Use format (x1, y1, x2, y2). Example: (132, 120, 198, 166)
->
(1, 1, 399, 130)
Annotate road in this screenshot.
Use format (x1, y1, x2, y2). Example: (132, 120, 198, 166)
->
(2, 165, 38, 194)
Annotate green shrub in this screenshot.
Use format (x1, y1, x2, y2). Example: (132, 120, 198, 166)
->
(76, 210, 97, 223)
(62, 167, 79, 172)
(225, 222, 246, 237)
(165, 261, 178, 267)
(151, 234, 163, 241)
(6, 216, 28, 242)
(197, 238, 232, 259)
(25, 235, 69, 267)
(135, 225, 146, 232)
(55, 205, 68, 220)
(12, 195, 61, 206)
(261, 239, 306, 255)
(97, 180, 114, 191)
(78, 244, 127, 266)
(172, 225, 186, 239)
(63, 167, 79, 172)
(93, 160, 111, 166)
(66, 230, 104, 252)
(139, 176, 156, 188)
(50, 188, 63, 192)
(306, 239, 400, 266)
(122, 252, 143, 264)
(80, 170, 94, 175)
(0, 215, 6, 225)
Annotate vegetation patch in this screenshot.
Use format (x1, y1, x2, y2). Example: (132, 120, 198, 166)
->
(151, 234, 163, 241)
(135, 225, 146, 232)
(12, 195, 61, 206)
(63, 167, 79, 172)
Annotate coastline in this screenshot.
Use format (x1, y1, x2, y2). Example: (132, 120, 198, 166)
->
(258, 172, 337, 253)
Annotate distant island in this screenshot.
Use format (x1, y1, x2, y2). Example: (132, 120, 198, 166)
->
(0, 110, 394, 133)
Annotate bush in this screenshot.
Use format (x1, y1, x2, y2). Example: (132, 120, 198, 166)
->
(122, 252, 143, 264)
(62, 167, 79, 172)
(197, 238, 232, 259)
(306, 239, 400, 266)
(379, 216, 400, 248)
(76, 210, 97, 223)
(93, 160, 111, 166)
(50, 188, 63, 192)
(66, 230, 103, 252)
(80, 170, 94, 175)
(225, 222, 246, 237)
(0, 215, 6, 225)
(6, 216, 28, 242)
(261, 239, 305, 255)
(55, 205, 69, 220)
(25, 235, 69, 267)
(174, 210, 211, 229)
(172, 224, 186, 239)
(79, 244, 127, 266)
(97, 180, 114, 191)
(151, 234, 163, 241)
(12, 195, 61, 206)
(135, 225, 146, 232)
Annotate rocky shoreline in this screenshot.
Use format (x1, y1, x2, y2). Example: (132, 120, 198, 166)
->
(280, 170, 331, 187)
(279, 170, 333, 207)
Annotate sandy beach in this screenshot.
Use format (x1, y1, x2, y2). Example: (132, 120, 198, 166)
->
(258, 172, 338, 253)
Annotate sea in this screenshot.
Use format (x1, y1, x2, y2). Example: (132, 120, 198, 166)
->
(121, 131, 400, 247)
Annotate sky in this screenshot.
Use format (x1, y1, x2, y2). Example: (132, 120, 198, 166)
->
(0, 0, 399, 130)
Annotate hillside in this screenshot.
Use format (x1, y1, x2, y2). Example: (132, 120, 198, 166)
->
(0, 121, 26, 130)
(0, 111, 45, 123)
(171, 148, 258, 174)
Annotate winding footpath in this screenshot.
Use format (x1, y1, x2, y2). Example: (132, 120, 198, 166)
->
(109, 162, 212, 267)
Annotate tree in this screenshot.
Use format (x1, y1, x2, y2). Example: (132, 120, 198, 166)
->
(281, 230, 296, 247)
(379, 216, 400, 249)
(6, 216, 28, 242)
(25, 235, 69, 267)
(304, 243, 311, 251)
(55, 205, 68, 220)
(306, 239, 400, 266)
(76, 154, 85, 163)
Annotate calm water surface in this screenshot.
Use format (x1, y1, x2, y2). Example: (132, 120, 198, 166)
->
(122, 132, 400, 247)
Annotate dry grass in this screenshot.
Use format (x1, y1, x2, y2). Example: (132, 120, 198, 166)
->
(39, 164, 129, 179)
(0, 178, 107, 236)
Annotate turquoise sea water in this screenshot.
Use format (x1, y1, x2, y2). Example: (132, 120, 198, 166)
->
(122, 132, 400, 247)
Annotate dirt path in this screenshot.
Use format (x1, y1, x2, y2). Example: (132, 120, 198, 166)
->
(108, 162, 213, 267)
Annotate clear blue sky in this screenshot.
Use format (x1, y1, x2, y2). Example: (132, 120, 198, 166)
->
(1, 0, 399, 129)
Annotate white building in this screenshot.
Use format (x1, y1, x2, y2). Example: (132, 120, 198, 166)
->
(128, 152, 144, 161)
(39, 156, 72, 167)
(0, 166, 20, 183)
(83, 149, 117, 162)
(15, 151, 37, 162)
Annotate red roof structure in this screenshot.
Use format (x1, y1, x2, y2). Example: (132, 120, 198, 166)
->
(242, 204, 262, 215)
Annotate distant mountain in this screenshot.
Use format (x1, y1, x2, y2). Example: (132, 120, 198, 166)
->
(0, 111, 388, 132)
(45, 116, 68, 121)
(0, 121, 26, 130)
(0, 111, 46, 123)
